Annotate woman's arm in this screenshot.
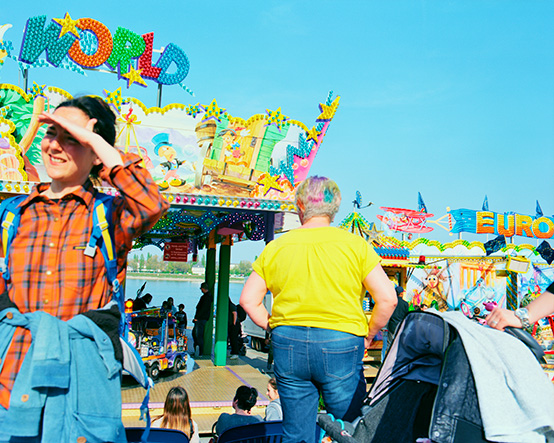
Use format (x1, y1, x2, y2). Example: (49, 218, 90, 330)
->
(363, 265, 397, 347)
(486, 289, 554, 330)
(239, 272, 270, 330)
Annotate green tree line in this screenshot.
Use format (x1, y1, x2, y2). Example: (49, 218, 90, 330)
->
(128, 253, 253, 276)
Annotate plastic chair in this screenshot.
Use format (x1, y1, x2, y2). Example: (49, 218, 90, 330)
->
(125, 427, 190, 443)
(216, 420, 284, 443)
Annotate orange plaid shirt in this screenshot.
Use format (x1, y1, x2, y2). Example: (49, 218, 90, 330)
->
(0, 153, 169, 408)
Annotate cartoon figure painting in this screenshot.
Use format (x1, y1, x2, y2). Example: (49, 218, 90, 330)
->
(423, 268, 448, 310)
(218, 128, 248, 166)
(153, 133, 186, 190)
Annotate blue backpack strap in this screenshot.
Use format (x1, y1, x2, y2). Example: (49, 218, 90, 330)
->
(0, 195, 28, 281)
(90, 194, 122, 308)
(92, 193, 152, 438)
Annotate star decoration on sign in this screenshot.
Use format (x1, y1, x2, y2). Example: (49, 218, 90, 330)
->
(366, 223, 384, 242)
(103, 88, 129, 114)
(53, 13, 81, 39)
(121, 66, 147, 88)
(305, 126, 320, 144)
(258, 174, 284, 196)
(316, 96, 340, 122)
(201, 99, 226, 122)
(186, 103, 203, 118)
(30, 82, 46, 99)
(265, 107, 289, 131)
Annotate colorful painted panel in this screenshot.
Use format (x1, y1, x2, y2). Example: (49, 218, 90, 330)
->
(406, 261, 506, 316)
(0, 84, 339, 201)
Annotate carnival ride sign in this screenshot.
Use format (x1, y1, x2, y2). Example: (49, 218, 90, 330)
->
(163, 242, 189, 262)
(450, 208, 554, 240)
(1, 13, 190, 90)
(0, 14, 340, 207)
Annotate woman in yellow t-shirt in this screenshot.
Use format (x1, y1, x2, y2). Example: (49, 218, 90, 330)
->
(240, 176, 397, 443)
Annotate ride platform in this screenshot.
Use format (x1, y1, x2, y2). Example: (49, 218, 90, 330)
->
(121, 354, 272, 435)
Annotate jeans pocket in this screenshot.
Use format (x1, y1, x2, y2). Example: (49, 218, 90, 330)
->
(271, 340, 294, 376)
(322, 345, 359, 380)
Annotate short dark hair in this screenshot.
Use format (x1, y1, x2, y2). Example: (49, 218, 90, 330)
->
(201, 282, 209, 291)
(234, 385, 258, 412)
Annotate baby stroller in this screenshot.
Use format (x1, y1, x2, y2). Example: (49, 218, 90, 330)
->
(318, 310, 554, 443)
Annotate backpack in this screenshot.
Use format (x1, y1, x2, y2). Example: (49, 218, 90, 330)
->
(0, 192, 153, 440)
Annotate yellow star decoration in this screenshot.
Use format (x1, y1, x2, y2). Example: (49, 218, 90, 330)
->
(30, 82, 46, 98)
(53, 13, 81, 39)
(305, 126, 320, 144)
(121, 66, 147, 88)
(202, 99, 226, 122)
(316, 96, 340, 122)
(259, 174, 283, 196)
(103, 88, 127, 113)
(265, 107, 289, 131)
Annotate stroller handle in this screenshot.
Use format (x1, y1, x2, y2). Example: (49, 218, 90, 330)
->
(504, 326, 546, 364)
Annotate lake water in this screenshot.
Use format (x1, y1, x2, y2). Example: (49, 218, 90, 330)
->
(124, 278, 244, 322)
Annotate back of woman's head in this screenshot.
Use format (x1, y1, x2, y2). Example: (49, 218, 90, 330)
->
(295, 176, 341, 222)
(234, 385, 258, 412)
(161, 387, 192, 436)
(56, 96, 116, 146)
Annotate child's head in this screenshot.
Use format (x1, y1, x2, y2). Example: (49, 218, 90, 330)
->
(178, 304, 184, 311)
(160, 387, 192, 436)
(266, 378, 279, 400)
(233, 385, 258, 412)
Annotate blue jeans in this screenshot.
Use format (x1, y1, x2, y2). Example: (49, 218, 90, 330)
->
(272, 326, 366, 443)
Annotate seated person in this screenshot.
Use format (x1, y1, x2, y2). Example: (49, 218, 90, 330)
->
(152, 387, 199, 443)
(264, 378, 282, 421)
(215, 386, 263, 436)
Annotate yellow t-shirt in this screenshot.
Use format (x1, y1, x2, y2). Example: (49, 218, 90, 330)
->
(252, 227, 380, 336)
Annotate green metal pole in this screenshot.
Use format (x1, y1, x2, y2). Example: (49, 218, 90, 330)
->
(214, 237, 231, 366)
(203, 233, 217, 356)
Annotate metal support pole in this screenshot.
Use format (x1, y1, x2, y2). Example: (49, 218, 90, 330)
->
(23, 68, 29, 94)
(202, 231, 217, 355)
(156, 83, 163, 108)
(214, 236, 231, 366)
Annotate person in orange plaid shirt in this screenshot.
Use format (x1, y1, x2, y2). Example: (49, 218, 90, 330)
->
(0, 97, 168, 416)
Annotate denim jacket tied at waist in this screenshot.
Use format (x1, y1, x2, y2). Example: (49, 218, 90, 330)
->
(0, 306, 126, 443)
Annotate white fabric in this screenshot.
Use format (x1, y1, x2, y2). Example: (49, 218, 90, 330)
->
(434, 310, 554, 443)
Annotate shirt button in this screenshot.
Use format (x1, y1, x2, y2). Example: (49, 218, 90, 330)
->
(21, 394, 29, 402)
(54, 217, 59, 222)
(77, 437, 87, 443)
(6, 312, 13, 319)
(46, 270, 52, 276)
(49, 242, 55, 247)
(44, 299, 49, 305)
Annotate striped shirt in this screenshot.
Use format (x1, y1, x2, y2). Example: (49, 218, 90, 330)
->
(0, 153, 169, 408)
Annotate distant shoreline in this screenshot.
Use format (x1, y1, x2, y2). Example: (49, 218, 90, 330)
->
(126, 273, 246, 283)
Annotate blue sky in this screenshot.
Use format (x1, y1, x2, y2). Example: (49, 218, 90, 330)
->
(1, 1, 553, 263)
